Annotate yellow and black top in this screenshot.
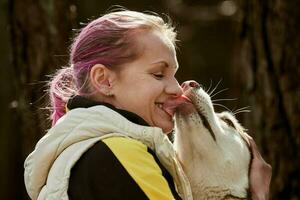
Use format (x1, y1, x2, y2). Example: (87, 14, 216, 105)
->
(67, 96, 181, 200)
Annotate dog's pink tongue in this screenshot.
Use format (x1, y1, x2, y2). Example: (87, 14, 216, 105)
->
(163, 95, 191, 116)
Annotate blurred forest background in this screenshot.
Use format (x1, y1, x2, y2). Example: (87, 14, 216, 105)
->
(0, 0, 299, 199)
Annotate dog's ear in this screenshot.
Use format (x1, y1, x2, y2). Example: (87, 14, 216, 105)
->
(248, 137, 272, 200)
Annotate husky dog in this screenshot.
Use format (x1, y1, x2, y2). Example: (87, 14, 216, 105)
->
(174, 81, 252, 200)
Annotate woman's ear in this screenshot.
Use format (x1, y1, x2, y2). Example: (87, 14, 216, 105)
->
(89, 64, 115, 95)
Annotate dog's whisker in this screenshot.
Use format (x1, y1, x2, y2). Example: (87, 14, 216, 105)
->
(235, 106, 250, 110)
(213, 103, 232, 113)
(209, 78, 222, 96)
(206, 79, 213, 94)
(210, 88, 229, 98)
(233, 106, 251, 114)
(233, 110, 251, 115)
(233, 107, 251, 115)
(212, 98, 237, 102)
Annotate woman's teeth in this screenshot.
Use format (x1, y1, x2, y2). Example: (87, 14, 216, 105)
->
(155, 103, 163, 109)
(156, 103, 173, 118)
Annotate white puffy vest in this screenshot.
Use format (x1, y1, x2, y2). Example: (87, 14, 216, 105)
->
(24, 106, 193, 200)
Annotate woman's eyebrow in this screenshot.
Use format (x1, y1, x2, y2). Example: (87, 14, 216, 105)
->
(151, 61, 178, 70)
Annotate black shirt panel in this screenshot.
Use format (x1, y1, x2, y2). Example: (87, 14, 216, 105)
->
(68, 140, 149, 200)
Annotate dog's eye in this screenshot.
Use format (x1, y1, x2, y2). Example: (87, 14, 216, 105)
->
(221, 117, 236, 129)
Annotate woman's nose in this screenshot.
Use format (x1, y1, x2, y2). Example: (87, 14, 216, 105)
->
(181, 80, 201, 91)
(166, 79, 183, 97)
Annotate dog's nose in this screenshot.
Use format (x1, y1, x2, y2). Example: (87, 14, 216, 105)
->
(181, 80, 201, 91)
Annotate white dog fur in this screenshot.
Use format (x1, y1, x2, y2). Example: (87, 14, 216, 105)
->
(174, 86, 252, 200)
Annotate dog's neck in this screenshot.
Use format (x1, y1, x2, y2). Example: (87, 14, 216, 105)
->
(174, 116, 250, 199)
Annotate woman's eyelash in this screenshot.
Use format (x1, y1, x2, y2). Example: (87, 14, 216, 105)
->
(153, 73, 164, 79)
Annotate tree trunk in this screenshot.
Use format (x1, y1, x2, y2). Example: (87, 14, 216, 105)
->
(3, 0, 76, 199)
(238, 0, 300, 199)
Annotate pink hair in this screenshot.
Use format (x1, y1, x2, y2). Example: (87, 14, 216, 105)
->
(49, 10, 177, 125)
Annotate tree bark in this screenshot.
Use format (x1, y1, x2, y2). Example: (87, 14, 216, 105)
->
(238, 0, 300, 199)
(5, 0, 76, 199)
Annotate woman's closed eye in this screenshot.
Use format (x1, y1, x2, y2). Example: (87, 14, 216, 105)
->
(152, 73, 165, 79)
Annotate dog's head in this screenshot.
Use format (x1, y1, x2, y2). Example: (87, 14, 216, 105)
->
(174, 81, 251, 199)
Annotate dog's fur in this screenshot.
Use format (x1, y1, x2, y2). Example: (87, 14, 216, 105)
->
(174, 86, 252, 200)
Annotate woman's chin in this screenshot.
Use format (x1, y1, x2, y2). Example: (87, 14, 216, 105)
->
(149, 114, 174, 134)
(160, 121, 174, 134)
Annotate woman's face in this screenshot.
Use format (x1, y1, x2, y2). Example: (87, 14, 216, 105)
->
(111, 30, 183, 133)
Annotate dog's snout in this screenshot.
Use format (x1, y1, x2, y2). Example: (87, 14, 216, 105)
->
(181, 80, 201, 91)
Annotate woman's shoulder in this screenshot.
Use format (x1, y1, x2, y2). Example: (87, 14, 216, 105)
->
(68, 136, 180, 199)
(68, 137, 149, 199)
(102, 136, 153, 164)
(69, 136, 164, 185)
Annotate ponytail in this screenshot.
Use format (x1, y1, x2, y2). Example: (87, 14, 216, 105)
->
(49, 66, 77, 126)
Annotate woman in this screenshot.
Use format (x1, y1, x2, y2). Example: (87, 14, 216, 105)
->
(24, 10, 271, 200)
